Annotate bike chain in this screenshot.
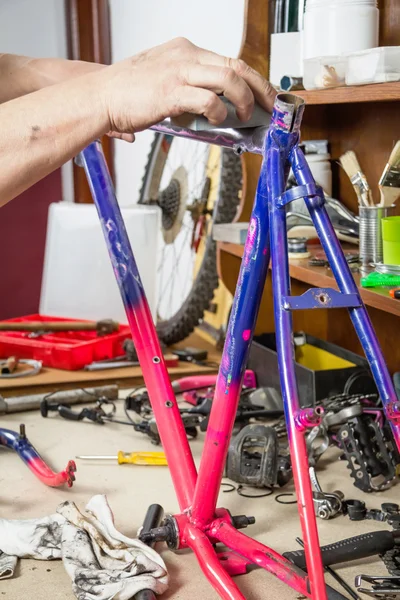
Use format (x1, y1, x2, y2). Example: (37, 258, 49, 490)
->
(382, 549, 400, 577)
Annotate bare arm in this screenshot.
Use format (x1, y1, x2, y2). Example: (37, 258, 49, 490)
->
(0, 38, 276, 206)
(0, 71, 109, 205)
(0, 53, 104, 103)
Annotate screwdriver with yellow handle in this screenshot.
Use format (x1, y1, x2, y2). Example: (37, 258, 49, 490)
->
(76, 451, 167, 466)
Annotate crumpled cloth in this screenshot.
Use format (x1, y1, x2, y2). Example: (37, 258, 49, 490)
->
(0, 495, 168, 599)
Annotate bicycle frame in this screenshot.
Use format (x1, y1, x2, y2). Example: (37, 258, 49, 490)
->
(78, 93, 400, 600)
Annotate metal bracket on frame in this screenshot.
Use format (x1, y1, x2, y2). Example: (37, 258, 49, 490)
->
(282, 288, 362, 311)
(277, 183, 325, 208)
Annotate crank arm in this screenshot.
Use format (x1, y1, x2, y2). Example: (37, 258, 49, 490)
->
(0, 425, 76, 487)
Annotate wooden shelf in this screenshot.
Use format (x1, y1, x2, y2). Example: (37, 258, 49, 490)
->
(294, 82, 400, 105)
(219, 242, 400, 318)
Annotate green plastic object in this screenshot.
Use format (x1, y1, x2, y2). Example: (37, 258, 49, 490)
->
(361, 272, 400, 288)
(382, 216, 400, 265)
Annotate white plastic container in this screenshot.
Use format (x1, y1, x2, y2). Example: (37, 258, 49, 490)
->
(303, 0, 379, 60)
(269, 31, 303, 86)
(306, 153, 332, 196)
(40, 202, 160, 324)
(346, 47, 400, 85)
(303, 55, 347, 90)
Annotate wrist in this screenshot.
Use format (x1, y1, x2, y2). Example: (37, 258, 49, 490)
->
(92, 64, 118, 134)
(72, 69, 112, 137)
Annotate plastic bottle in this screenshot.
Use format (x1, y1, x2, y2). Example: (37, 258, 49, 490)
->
(303, 0, 379, 60)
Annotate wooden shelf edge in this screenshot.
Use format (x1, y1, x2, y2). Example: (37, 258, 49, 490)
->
(219, 242, 400, 318)
(293, 82, 400, 105)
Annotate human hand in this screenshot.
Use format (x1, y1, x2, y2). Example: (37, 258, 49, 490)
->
(98, 37, 276, 139)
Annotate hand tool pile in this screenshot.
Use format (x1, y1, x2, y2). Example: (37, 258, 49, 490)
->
(116, 370, 400, 599)
(3, 366, 400, 598)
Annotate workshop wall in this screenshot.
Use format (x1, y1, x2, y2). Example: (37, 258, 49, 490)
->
(0, 0, 68, 319)
(109, 0, 246, 206)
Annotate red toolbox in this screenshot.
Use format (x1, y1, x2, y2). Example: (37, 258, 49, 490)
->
(0, 314, 132, 370)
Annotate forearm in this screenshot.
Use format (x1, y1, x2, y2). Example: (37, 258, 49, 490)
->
(0, 70, 109, 205)
(0, 53, 104, 103)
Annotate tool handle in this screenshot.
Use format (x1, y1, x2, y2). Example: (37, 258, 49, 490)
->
(134, 504, 164, 600)
(58, 405, 85, 421)
(117, 451, 168, 465)
(283, 531, 396, 570)
(0, 319, 119, 334)
(325, 584, 352, 600)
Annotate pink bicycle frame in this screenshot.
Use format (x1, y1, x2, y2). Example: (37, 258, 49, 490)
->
(79, 93, 400, 600)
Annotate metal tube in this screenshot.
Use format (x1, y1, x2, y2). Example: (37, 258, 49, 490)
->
(150, 120, 267, 155)
(290, 146, 400, 448)
(79, 142, 197, 511)
(185, 523, 245, 600)
(190, 151, 271, 526)
(0, 385, 119, 414)
(267, 130, 327, 600)
(211, 522, 311, 598)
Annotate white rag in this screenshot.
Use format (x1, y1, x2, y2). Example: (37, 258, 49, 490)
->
(0, 495, 168, 599)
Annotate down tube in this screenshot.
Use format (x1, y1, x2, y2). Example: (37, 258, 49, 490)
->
(191, 156, 271, 526)
(80, 142, 197, 510)
(290, 146, 400, 448)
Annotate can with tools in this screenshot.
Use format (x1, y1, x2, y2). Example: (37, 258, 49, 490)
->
(359, 206, 395, 267)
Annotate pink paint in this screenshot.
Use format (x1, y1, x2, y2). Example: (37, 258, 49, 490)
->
(185, 524, 247, 599)
(124, 298, 197, 511)
(288, 421, 326, 598)
(29, 457, 76, 488)
(190, 380, 242, 526)
(242, 329, 251, 341)
(243, 216, 259, 267)
(211, 522, 310, 597)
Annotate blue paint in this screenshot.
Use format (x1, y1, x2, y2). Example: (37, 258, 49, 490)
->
(79, 142, 145, 310)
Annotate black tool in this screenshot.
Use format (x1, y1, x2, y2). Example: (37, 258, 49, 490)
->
(171, 346, 219, 368)
(295, 538, 360, 600)
(134, 504, 164, 600)
(41, 397, 116, 424)
(284, 530, 400, 570)
(355, 574, 400, 599)
(345, 499, 367, 521)
(172, 347, 208, 363)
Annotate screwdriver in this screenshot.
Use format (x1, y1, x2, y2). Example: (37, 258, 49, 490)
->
(390, 288, 400, 299)
(76, 451, 167, 466)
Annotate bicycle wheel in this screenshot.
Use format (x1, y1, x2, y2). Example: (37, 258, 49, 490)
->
(139, 133, 242, 345)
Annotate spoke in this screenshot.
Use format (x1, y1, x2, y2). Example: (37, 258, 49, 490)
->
(154, 137, 222, 321)
(156, 244, 167, 312)
(157, 244, 166, 273)
(158, 247, 176, 304)
(185, 143, 207, 179)
(168, 244, 178, 316)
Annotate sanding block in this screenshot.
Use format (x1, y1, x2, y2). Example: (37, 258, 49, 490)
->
(172, 97, 271, 131)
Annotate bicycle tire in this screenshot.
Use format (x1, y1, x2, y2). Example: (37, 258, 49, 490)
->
(139, 133, 242, 346)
